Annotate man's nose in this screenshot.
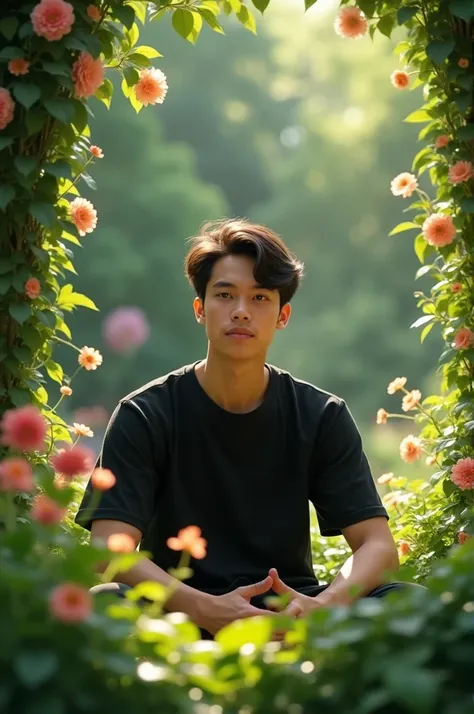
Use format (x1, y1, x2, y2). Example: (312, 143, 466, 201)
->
(231, 302, 250, 321)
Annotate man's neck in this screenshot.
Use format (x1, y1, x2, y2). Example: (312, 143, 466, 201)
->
(194, 350, 269, 414)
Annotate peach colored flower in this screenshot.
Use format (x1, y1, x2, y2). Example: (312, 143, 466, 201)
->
(425, 455, 436, 466)
(422, 213, 456, 247)
(108, 533, 136, 553)
(400, 434, 422, 463)
(448, 160, 474, 184)
(134, 67, 168, 106)
(70, 422, 94, 438)
(87, 4, 101, 21)
(72, 52, 104, 98)
(451, 282, 462, 293)
(402, 389, 421, 412)
(334, 6, 368, 39)
(91, 467, 116, 491)
(377, 472, 394, 485)
(382, 491, 400, 508)
(8, 58, 30, 76)
(453, 327, 474, 350)
(458, 58, 469, 69)
(25, 277, 41, 299)
(458, 531, 471, 545)
(387, 377, 407, 395)
(390, 172, 418, 198)
(90, 145, 103, 158)
(31, 0, 75, 41)
(398, 541, 410, 556)
(60, 385, 72, 396)
(451, 457, 474, 490)
(376, 408, 388, 425)
(49, 583, 92, 623)
(31, 494, 66, 525)
(51, 444, 94, 479)
(0, 405, 47, 452)
(167, 525, 207, 560)
(0, 88, 15, 131)
(0, 457, 34, 492)
(69, 197, 97, 236)
(390, 70, 410, 90)
(78, 346, 103, 371)
(434, 134, 449, 149)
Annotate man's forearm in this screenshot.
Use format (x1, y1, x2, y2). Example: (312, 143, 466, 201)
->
(316, 541, 399, 606)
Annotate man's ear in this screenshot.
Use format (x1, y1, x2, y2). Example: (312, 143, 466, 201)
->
(276, 302, 291, 330)
(193, 296, 205, 325)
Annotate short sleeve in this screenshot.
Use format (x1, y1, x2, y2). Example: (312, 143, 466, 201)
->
(74, 399, 165, 537)
(309, 401, 388, 537)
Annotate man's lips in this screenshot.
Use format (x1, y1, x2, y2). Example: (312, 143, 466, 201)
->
(226, 328, 254, 337)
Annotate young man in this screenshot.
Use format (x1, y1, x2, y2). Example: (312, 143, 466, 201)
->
(76, 219, 403, 637)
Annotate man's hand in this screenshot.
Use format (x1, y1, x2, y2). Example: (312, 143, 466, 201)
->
(268, 568, 326, 618)
(197, 575, 281, 636)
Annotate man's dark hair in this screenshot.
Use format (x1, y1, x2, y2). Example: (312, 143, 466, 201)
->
(184, 219, 304, 306)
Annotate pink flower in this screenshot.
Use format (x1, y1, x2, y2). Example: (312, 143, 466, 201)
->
(8, 58, 30, 76)
(51, 444, 94, 479)
(49, 583, 92, 623)
(434, 135, 450, 149)
(422, 213, 456, 247)
(451, 282, 462, 293)
(134, 67, 168, 106)
(91, 467, 116, 491)
(0, 405, 47, 452)
(87, 4, 101, 21)
(0, 457, 34, 492)
(0, 88, 15, 131)
(453, 327, 474, 350)
(31, 494, 66, 525)
(450, 458, 474, 490)
(60, 385, 72, 396)
(387, 377, 407, 394)
(78, 346, 103, 371)
(390, 70, 410, 90)
(31, 0, 74, 41)
(25, 277, 41, 299)
(399, 435, 422, 463)
(72, 52, 104, 98)
(458, 531, 471, 545)
(90, 145, 103, 158)
(402, 389, 421, 412)
(390, 172, 418, 198)
(69, 197, 97, 236)
(103, 306, 150, 353)
(448, 160, 474, 184)
(458, 58, 469, 69)
(334, 6, 368, 39)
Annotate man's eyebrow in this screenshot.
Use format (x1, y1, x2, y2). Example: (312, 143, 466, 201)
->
(212, 280, 268, 289)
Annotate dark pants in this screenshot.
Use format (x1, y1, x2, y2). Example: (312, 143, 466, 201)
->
(90, 580, 423, 640)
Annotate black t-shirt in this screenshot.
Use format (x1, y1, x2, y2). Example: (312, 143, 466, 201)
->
(75, 363, 388, 595)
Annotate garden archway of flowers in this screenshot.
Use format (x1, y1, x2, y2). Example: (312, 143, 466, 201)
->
(0, 0, 473, 575)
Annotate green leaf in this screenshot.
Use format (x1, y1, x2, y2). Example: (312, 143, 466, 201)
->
(0, 46, 24, 60)
(9, 304, 31, 325)
(237, 4, 257, 33)
(384, 667, 441, 713)
(421, 321, 435, 343)
(0, 137, 13, 151)
(404, 109, 431, 123)
(377, 14, 395, 38)
(14, 156, 37, 177)
(126, 581, 166, 602)
(454, 90, 471, 114)
(172, 9, 195, 41)
(389, 221, 418, 236)
(357, 0, 376, 16)
(123, 66, 139, 87)
(457, 124, 474, 141)
(251, 0, 270, 13)
(450, 0, 474, 22)
(43, 98, 76, 124)
(41, 60, 70, 76)
(198, 9, 225, 32)
(25, 106, 47, 136)
(43, 161, 72, 180)
(304, 0, 318, 8)
(95, 78, 114, 108)
(414, 233, 431, 263)
(20, 325, 44, 351)
(114, 4, 136, 29)
(58, 288, 99, 311)
(127, 52, 152, 68)
(0, 184, 16, 211)
(460, 197, 474, 213)
(397, 6, 419, 24)
(46, 359, 64, 384)
(410, 314, 435, 329)
(217, 617, 272, 653)
(14, 651, 59, 688)
(12, 83, 41, 110)
(426, 38, 455, 65)
(30, 202, 57, 228)
(0, 17, 19, 40)
(134, 45, 162, 58)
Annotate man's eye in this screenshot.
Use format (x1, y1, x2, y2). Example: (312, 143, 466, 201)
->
(254, 294, 268, 301)
(217, 292, 231, 299)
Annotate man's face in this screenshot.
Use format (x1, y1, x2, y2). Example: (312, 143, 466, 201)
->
(193, 254, 291, 359)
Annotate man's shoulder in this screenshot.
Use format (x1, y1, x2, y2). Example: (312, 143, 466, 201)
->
(118, 363, 194, 408)
(270, 364, 345, 413)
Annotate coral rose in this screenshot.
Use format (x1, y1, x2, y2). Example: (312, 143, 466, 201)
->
(31, 0, 74, 41)
(453, 327, 474, 350)
(78, 346, 103, 371)
(399, 435, 422, 463)
(49, 583, 92, 623)
(0, 457, 34, 492)
(451, 282, 462, 293)
(450, 458, 474, 490)
(0, 88, 15, 131)
(458, 58, 469, 68)
(135, 67, 168, 106)
(0, 405, 47, 452)
(167, 525, 207, 560)
(387, 377, 407, 395)
(434, 135, 449, 149)
(60, 385, 72, 396)
(390, 70, 410, 90)
(448, 160, 474, 184)
(398, 541, 410, 556)
(32, 494, 66, 525)
(422, 213, 456, 247)
(51, 444, 94, 479)
(390, 172, 418, 198)
(376, 408, 388, 425)
(87, 4, 101, 21)
(90, 145, 103, 158)
(69, 197, 97, 236)
(402, 389, 421, 412)
(25, 277, 41, 299)
(8, 58, 30, 76)
(72, 52, 104, 98)
(457, 531, 471, 545)
(334, 6, 368, 39)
